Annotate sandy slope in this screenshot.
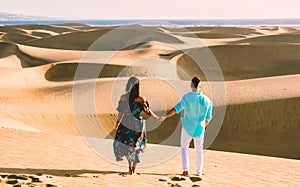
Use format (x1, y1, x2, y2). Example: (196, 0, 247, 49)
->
(0, 24, 299, 185)
(175, 44, 300, 81)
(0, 73, 298, 157)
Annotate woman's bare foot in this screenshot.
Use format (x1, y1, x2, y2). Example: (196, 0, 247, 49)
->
(131, 166, 136, 175)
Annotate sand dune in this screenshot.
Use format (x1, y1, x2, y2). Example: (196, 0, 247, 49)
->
(211, 97, 300, 159)
(18, 44, 85, 62)
(185, 26, 262, 35)
(0, 25, 27, 34)
(45, 63, 164, 81)
(6, 24, 80, 34)
(278, 26, 300, 33)
(22, 29, 113, 50)
(0, 54, 22, 68)
(181, 32, 246, 39)
(175, 44, 300, 80)
(0, 70, 299, 157)
(0, 24, 299, 185)
(0, 42, 52, 68)
(0, 42, 19, 57)
(22, 26, 184, 51)
(230, 33, 300, 44)
(30, 30, 58, 37)
(1, 32, 40, 43)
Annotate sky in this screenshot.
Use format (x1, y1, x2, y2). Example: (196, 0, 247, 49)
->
(1, 0, 299, 19)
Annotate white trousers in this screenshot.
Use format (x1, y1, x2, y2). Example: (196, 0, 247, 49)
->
(181, 127, 204, 175)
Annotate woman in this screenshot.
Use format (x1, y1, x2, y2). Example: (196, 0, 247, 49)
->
(113, 77, 159, 175)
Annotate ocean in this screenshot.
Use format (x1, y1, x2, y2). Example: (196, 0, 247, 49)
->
(0, 19, 300, 26)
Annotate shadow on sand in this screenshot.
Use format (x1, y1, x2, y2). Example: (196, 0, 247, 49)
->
(0, 167, 172, 177)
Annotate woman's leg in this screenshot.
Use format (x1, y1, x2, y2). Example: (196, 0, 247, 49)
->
(132, 163, 137, 174)
(128, 159, 132, 174)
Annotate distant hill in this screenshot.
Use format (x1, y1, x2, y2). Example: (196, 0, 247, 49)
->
(0, 12, 55, 20)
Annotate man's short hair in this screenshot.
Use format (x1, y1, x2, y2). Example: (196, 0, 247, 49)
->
(191, 77, 201, 88)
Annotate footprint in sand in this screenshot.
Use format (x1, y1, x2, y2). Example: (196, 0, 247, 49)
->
(171, 176, 186, 181)
(158, 175, 185, 187)
(6, 179, 19, 185)
(159, 175, 202, 187)
(189, 176, 202, 182)
(8, 174, 28, 180)
(46, 184, 58, 187)
(118, 173, 128, 177)
(0, 173, 58, 187)
(29, 176, 42, 183)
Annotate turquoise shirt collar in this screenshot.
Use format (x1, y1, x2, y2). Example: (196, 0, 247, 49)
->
(193, 90, 202, 96)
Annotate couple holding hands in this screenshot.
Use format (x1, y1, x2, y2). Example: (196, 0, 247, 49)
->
(113, 77, 213, 176)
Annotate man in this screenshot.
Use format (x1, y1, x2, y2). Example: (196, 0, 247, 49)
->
(160, 77, 212, 177)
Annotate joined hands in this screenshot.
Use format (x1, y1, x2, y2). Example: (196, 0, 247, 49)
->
(158, 116, 167, 122)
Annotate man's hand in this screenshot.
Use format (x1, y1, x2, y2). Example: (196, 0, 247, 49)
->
(205, 120, 210, 128)
(159, 116, 167, 122)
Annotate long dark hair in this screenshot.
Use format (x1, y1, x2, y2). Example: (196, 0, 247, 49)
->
(125, 77, 140, 106)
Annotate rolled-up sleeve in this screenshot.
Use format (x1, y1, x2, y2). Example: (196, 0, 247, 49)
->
(205, 101, 213, 121)
(173, 99, 184, 113)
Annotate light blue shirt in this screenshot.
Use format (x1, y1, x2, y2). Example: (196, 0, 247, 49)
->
(173, 90, 212, 138)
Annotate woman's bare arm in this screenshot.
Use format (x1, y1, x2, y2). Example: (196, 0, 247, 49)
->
(149, 109, 160, 121)
(115, 112, 124, 129)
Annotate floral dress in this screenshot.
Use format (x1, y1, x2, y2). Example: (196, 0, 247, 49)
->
(113, 95, 150, 164)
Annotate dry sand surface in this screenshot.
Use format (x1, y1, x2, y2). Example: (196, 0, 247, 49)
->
(0, 128, 299, 187)
(0, 23, 299, 186)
